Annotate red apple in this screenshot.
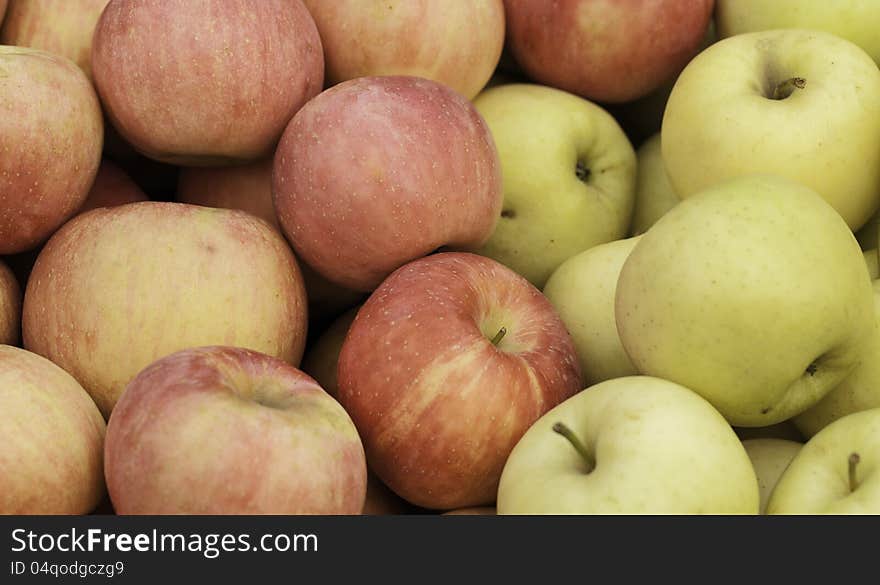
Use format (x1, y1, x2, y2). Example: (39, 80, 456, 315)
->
(23, 201, 308, 418)
(0, 259, 20, 345)
(302, 0, 505, 99)
(78, 159, 148, 214)
(0, 345, 105, 514)
(503, 0, 714, 103)
(337, 252, 583, 510)
(0, 1, 7, 25)
(301, 306, 359, 399)
(274, 76, 503, 292)
(105, 346, 366, 514)
(362, 472, 413, 515)
(0, 46, 103, 254)
(91, 0, 323, 165)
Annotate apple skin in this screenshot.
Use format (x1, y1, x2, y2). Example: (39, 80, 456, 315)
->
(302, 0, 504, 100)
(0, 1, 6, 24)
(105, 346, 366, 514)
(22, 202, 308, 418)
(630, 133, 680, 236)
(274, 76, 503, 292)
(742, 438, 802, 514)
(767, 408, 880, 514)
(471, 83, 636, 287)
(543, 237, 641, 385)
(0, 345, 106, 514)
(502, 0, 714, 103)
(91, 0, 323, 166)
(0, 46, 103, 254)
(78, 159, 148, 214)
(497, 376, 759, 514)
(362, 472, 413, 516)
(662, 29, 880, 231)
(0, 0, 109, 80)
(864, 249, 879, 280)
(337, 252, 583, 510)
(0, 259, 20, 345)
(301, 306, 359, 399)
(616, 175, 875, 427)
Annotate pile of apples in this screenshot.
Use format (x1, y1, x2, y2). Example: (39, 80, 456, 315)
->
(1, 0, 878, 516)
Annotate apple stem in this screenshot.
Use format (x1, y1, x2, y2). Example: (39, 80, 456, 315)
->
(552, 422, 596, 474)
(490, 326, 507, 346)
(849, 452, 860, 493)
(772, 77, 806, 100)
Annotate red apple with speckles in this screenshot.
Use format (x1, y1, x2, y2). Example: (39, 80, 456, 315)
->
(91, 0, 323, 165)
(105, 346, 366, 514)
(0, 46, 103, 254)
(78, 159, 148, 214)
(503, 0, 714, 103)
(0, 259, 20, 345)
(337, 252, 583, 510)
(274, 76, 503, 292)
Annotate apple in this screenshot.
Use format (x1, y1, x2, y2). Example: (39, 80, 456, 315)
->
(662, 29, 880, 231)
(274, 76, 503, 292)
(471, 83, 636, 287)
(302, 0, 504, 100)
(337, 252, 583, 510)
(78, 160, 148, 214)
(22, 201, 308, 418)
(543, 237, 641, 385)
(616, 175, 875, 427)
(0, 259, 20, 345)
(0, 1, 6, 24)
(716, 0, 880, 65)
(864, 249, 879, 280)
(742, 438, 802, 514)
(857, 209, 879, 250)
(362, 473, 412, 516)
(301, 307, 359, 399)
(630, 133, 681, 236)
(794, 279, 880, 437)
(767, 408, 880, 514)
(91, 0, 323, 165)
(497, 376, 759, 514)
(502, 0, 714, 103)
(0, 0, 109, 80)
(0, 46, 103, 254)
(105, 346, 366, 514)
(0, 345, 105, 514)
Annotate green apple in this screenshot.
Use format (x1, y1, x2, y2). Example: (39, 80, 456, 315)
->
(543, 237, 640, 385)
(497, 376, 759, 514)
(616, 175, 875, 427)
(472, 83, 636, 287)
(794, 279, 880, 437)
(630, 133, 680, 236)
(864, 249, 879, 280)
(716, 0, 880, 65)
(742, 438, 802, 514)
(662, 29, 880, 231)
(300, 306, 359, 399)
(767, 408, 880, 514)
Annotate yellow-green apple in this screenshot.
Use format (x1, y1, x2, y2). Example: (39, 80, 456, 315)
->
(794, 279, 880, 438)
(274, 76, 502, 292)
(78, 159, 148, 214)
(543, 237, 640, 385)
(662, 29, 880, 231)
(105, 346, 366, 514)
(864, 249, 879, 279)
(0, 0, 109, 79)
(742, 438, 802, 514)
(472, 83, 636, 287)
(22, 202, 308, 418)
(716, 0, 880, 65)
(734, 421, 804, 443)
(0, 259, 20, 345)
(767, 408, 880, 514)
(0, 345, 105, 514)
(497, 376, 759, 514)
(91, 0, 323, 165)
(337, 252, 583, 510)
(0, 46, 102, 254)
(301, 307, 359, 399)
(302, 0, 504, 100)
(616, 175, 875, 427)
(630, 133, 680, 236)
(503, 0, 714, 103)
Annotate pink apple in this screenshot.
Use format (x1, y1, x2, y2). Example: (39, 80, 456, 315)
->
(0, 0, 110, 80)
(274, 76, 503, 292)
(0, 259, 20, 345)
(337, 252, 583, 509)
(0, 46, 103, 254)
(78, 159, 149, 214)
(91, 0, 323, 165)
(503, 0, 714, 103)
(0, 345, 105, 514)
(23, 201, 308, 418)
(302, 0, 505, 99)
(105, 346, 366, 514)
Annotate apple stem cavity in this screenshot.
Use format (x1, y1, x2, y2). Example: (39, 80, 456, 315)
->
(849, 452, 861, 493)
(490, 326, 507, 346)
(575, 160, 590, 183)
(771, 77, 806, 101)
(552, 422, 596, 474)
